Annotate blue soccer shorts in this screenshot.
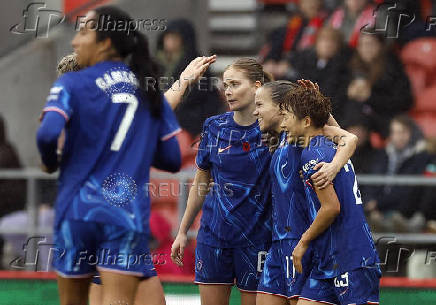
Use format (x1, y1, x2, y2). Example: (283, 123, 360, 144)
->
(300, 267, 381, 305)
(257, 239, 312, 299)
(194, 242, 271, 292)
(53, 219, 157, 279)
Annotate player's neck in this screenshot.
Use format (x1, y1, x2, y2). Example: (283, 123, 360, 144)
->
(302, 127, 323, 148)
(233, 105, 257, 127)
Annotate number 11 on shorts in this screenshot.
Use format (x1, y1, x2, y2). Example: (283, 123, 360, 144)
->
(285, 256, 296, 279)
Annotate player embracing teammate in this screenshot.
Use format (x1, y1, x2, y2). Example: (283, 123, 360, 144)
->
(253, 80, 378, 305)
(279, 86, 381, 305)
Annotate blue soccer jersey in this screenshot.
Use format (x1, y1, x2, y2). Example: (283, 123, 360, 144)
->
(195, 112, 272, 248)
(301, 135, 379, 279)
(270, 133, 311, 241)
(40, 61, 181, 234)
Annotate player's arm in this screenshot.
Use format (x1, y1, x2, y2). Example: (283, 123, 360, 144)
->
(311, 126, 358, 188)
(326, 113, 340, 128)
(293, 184, 341, 273)
(152, 137, 181, 172)
(171, 168, 211, 266)
(164, 55, 216, 109)
(36, 111, 66, 173)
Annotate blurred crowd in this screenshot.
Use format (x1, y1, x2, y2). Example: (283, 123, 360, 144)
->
(1, 0, 436, 272)
(258, 0, 436, 233)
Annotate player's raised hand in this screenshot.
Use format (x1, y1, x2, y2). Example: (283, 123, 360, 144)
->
(311, 162, 340, 189)
(171, 233, 188, 266)
(180, 55, 217, 84)
(292, 239, 309, 274)
(297, 79, 319, 91)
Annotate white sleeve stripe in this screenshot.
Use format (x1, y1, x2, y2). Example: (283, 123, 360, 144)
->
(42, 107, 69, 121)
(160, 128, 182, 141)
(47, 94, 59, 101)
(50, 87, 63, 94)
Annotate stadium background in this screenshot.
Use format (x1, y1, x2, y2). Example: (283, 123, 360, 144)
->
(1, 0, 436, 304)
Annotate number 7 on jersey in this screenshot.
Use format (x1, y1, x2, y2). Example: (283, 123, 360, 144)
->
(110, 93, 138, 151)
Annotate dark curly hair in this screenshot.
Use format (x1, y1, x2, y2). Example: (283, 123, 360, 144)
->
(281, 87, 331, 128)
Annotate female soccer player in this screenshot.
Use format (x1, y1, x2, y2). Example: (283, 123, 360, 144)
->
(253, 81, 358, 305)
(281, 87, 380, 305)
(171, 58, 273, 305)
(37, 6, 183, 305)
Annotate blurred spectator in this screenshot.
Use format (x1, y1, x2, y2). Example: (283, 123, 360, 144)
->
(288, 26, 352, 122)
(156, 19, 225, 138)
(344, 112, 376, 174)
(420, 139, 436, 233)
(365, 115, 431, 232)
(259, 0, 327, 79)
(0, 115, 26, 218)
(328, 0, 375, 48)
(344, 112, 376, 208)
(149, 211, 194, 275)
(343, 33, 413, 137)
(323, 0, 342, 13)
(0, 204, 54, 270)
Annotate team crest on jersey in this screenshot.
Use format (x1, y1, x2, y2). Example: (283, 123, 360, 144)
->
(242, 142, 250, 152)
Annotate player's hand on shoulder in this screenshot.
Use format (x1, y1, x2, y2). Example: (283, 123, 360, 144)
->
(171, 232, 188, 267)
(311, 162, 339, 189)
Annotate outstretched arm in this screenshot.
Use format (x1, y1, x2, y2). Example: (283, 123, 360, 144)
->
(164, 55, 217, 109)
(171, 168, 211, 266)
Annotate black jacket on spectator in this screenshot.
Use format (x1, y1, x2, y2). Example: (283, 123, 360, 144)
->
(352, 141, 377, 174)
(344, 55, 413, 137)
(289, 47, 352, 123)
(366, 128, 431, 217)
(0, 116, 26, 218)
(156, 19, 225, 137)
(364, 55, 413, 115)
(419, 155, 436, 221)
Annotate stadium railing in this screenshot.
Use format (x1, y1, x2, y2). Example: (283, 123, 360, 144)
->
(1, 169, 436, 270)
(1, 168, 436, 235)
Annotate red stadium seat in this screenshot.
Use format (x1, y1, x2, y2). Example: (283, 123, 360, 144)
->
(414, 86, 436, 112)
(401, 38, 436, 95)
(370, 132, 386, 149)
(176, 130, 197, 169)
(411, 113, 436, 138)
(404, 65, 427, 97)
(401, 38, 436, 70)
